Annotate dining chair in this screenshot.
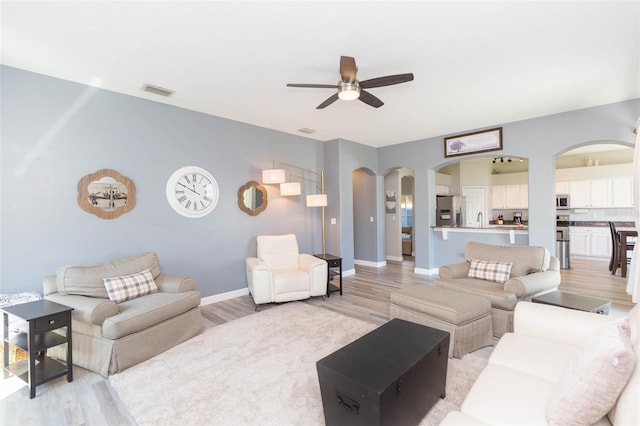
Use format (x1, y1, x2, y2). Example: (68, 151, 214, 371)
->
(608, 222, 617, 271)
(610, 222, 635, 276)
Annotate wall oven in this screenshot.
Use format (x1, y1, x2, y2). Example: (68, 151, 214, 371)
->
(556, 213, 570, 241)
(556, 194, 570, 210)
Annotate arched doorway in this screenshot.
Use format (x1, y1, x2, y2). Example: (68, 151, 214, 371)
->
(384, 168, 415, 263)
(554, 142, 634, 267)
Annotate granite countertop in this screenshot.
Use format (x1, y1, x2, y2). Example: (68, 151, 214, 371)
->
(569, 221, 635, 227)
(433, 225, 528, 231)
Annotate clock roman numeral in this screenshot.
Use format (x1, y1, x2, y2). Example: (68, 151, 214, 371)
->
(177, 195, 187, 203)
(175, 190, 185, 194)
(200, 200, 206, 209)
(184, 175, 190, 184)
(185, 200, 192, 209)
(203, 195, 213, 203)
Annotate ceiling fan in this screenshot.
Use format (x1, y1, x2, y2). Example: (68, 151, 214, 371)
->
(286, 56, 414, 109)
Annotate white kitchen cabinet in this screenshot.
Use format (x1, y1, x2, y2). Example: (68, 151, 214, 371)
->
(570, 231, 589, 257)
(519, 184, 528, 208)
(569, 179, 612, 208)
(436, 184, 450, 195)
(569, 180, 589, 208)
(612, 176, 633, 207)
(555, 181, 570, 195)
(569, 227, 611, 259)
(492, 184, 528, 209)
(590, 179, 612, 207)
(491, 185, 507, 209)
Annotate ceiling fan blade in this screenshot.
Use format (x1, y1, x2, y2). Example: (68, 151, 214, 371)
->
(359, 73, 414, 89)
(317, 93, 339, 109)
(358, 90, 384, 108)
(287, 83, 338, 89)
(340, 56, 357, 82)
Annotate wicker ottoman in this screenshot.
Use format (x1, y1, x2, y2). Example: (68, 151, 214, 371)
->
(390, 285, 493, 358)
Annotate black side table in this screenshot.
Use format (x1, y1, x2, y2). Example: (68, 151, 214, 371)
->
(313, 253, 343, 297)
(2, 299, 74, 398)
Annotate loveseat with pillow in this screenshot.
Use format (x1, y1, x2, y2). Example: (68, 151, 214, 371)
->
(43, 252, 203, 376)
(440, 301, 638, 426)
(436, 241, 560, 337)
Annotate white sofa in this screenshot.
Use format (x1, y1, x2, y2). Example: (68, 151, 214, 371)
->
(440, 301, 638, 425)
(245, 234, 327, 307)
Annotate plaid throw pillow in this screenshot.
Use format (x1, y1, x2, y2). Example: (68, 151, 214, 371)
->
(104, 269, 158, 303)
(468, 259, 513, 284)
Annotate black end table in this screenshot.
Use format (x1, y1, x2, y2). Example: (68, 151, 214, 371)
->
(317, 318, 449, 425)
(313, 253, 342, 297)
(532, 290, 611, 315)
(2, 299, 74, 398)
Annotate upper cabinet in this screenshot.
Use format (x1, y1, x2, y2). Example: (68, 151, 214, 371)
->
(555, 181, 570, 195)
(569, 179, 611, 208)
(612, 176, 634, 207)
(556, 163, 633, 208)
(491, 172, 528, 209)
(436, 172, 452, 196)
(492, 184, 528, 209)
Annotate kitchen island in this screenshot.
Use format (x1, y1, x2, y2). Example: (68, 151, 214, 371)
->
(432, 225, 529, 269)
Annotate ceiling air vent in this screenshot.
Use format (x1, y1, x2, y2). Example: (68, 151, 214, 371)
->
(142, 84, 174, 97)
(297, 128, 317, 134)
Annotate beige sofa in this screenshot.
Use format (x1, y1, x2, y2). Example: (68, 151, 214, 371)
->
(43, 252, 203, 377)
(436, 241, 560, 337)
(441, 301, 639, 425)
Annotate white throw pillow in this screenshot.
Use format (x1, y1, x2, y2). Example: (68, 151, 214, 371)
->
(467, 259, 513, 283)
(103, 269, 158, 303)
(547, 318, 635, 426)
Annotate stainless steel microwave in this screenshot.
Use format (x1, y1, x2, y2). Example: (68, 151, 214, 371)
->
(556, 194, 570, 210)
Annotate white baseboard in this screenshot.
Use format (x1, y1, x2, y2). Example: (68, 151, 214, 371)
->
(354, 259, 387, 268)
(386, 256, 404, 262)
(200, 287, 250, 306)
(414, 267, 439, 276)
(343, 268, 356, 277)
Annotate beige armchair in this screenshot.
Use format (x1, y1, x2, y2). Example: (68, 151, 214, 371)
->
(246, 234, 327, 307)
(43, 252, 202, 376)
(436, 241, 561, 337)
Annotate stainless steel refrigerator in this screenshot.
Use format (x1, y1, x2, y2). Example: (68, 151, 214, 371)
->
(436, 195, 465, 227)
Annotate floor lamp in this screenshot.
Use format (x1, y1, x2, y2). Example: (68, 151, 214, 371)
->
(262, 161, 327, 255)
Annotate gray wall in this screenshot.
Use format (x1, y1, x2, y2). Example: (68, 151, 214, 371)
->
(352, 168, 378, 262)
(2, 66, 638, 296)
(1, 66, 327, 296)
(325, 138, 379, 272)
(378, 99, 639, 271)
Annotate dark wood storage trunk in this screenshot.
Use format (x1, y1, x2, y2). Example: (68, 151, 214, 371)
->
(316, 319, 449, 426)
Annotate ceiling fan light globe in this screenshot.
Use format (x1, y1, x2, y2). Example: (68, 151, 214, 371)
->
(338, 81, 361, 101)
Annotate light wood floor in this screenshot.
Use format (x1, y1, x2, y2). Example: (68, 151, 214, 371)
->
(1, 257, 633, 424)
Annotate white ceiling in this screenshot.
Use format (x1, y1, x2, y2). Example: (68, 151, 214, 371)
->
(2, 1, 639, 148)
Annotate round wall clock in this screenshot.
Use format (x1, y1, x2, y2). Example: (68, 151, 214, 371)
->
(165, 166, 220, 218)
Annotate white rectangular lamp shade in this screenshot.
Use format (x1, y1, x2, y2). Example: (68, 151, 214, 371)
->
(306, 193, 328, 207)
(262, 169, 286, 184)
(280, 182, 301, 196)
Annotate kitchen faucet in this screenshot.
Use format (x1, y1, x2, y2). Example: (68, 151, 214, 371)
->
(477, 211, 483, 228)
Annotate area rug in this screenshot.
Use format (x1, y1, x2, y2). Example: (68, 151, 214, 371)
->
(110, 302, 488, 426)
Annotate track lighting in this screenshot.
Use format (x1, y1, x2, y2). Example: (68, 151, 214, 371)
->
(492, 156, 514, 164)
